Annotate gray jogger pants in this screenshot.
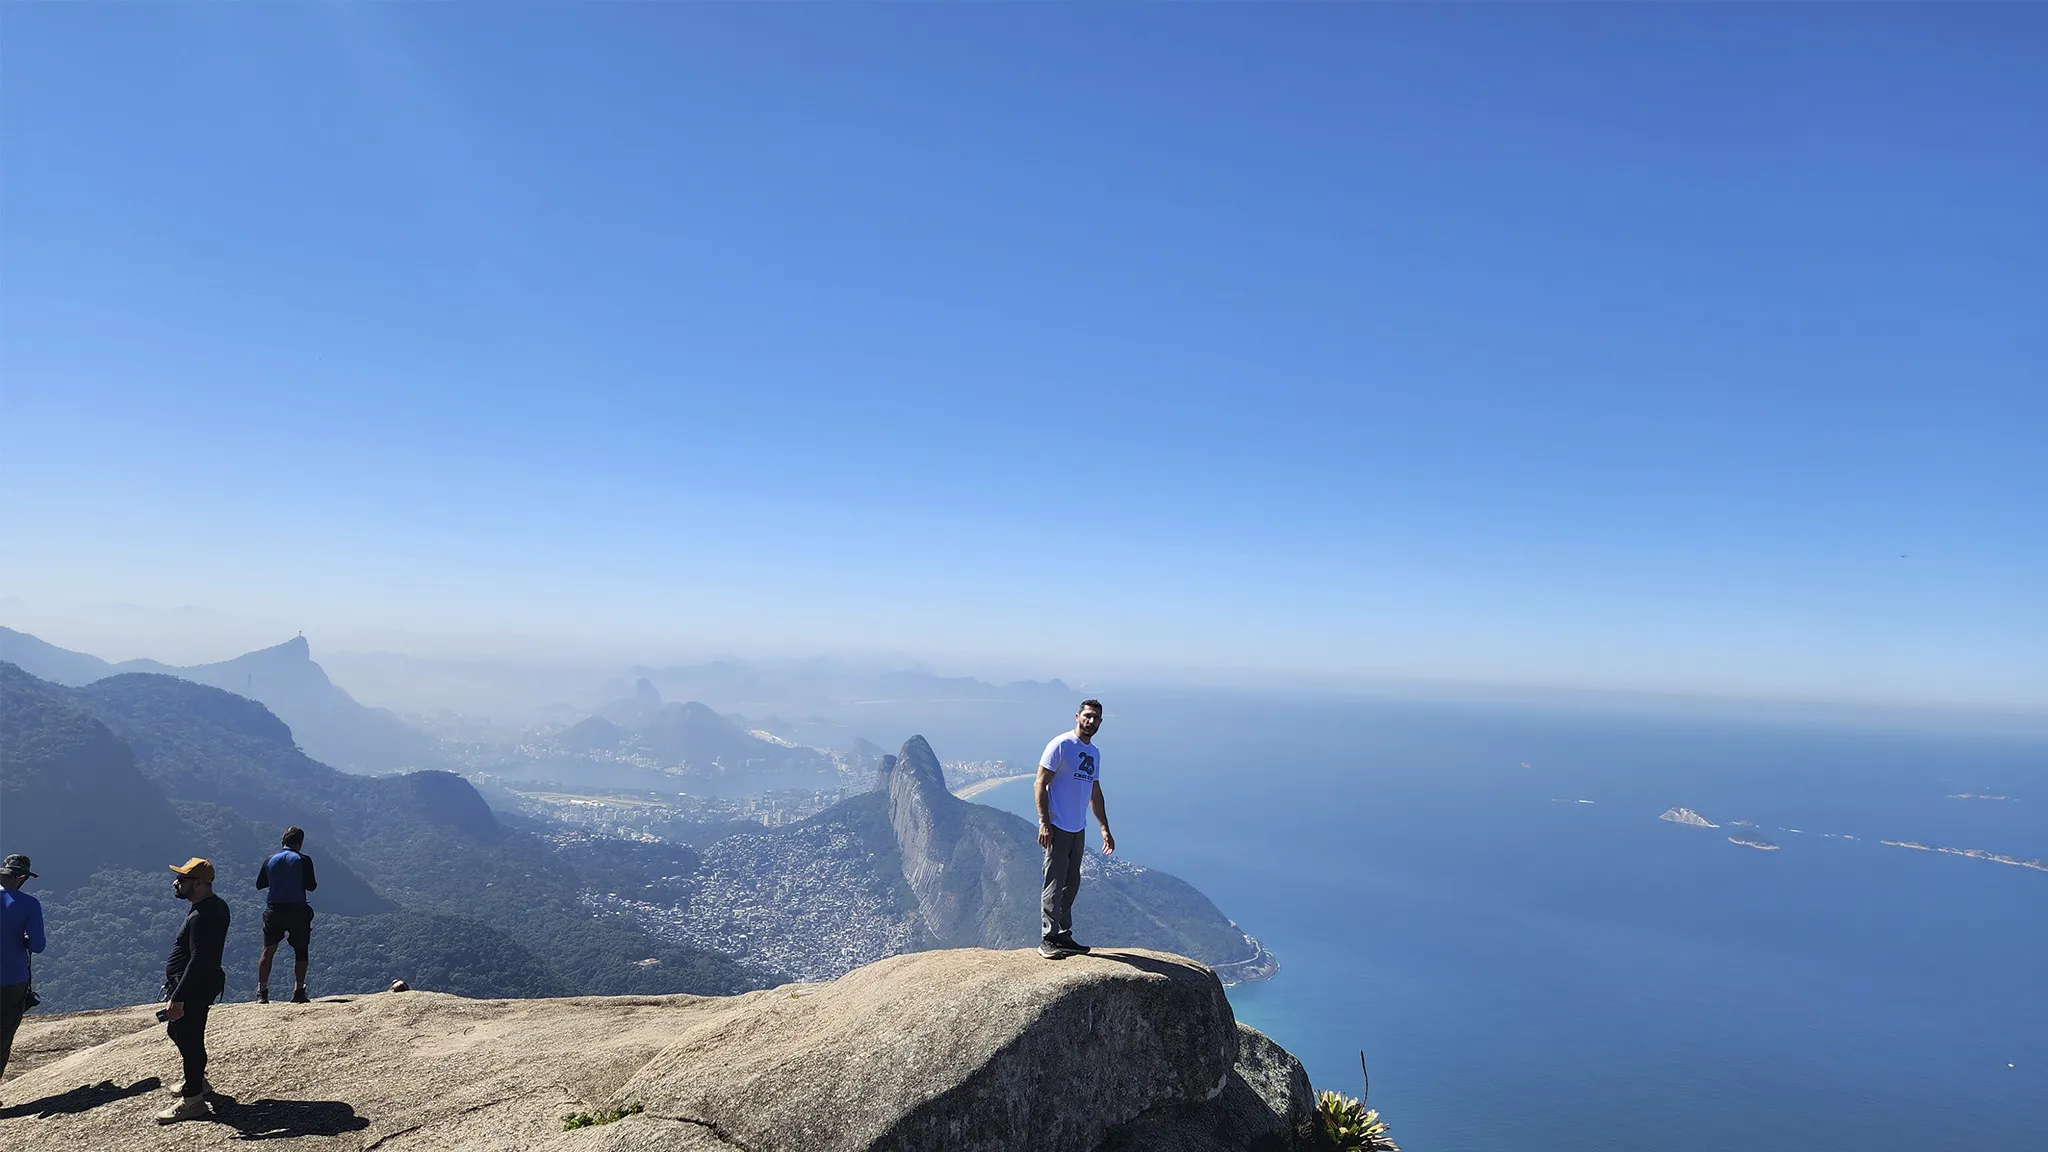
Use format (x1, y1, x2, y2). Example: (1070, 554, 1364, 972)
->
(1041, 826, 1084, 943)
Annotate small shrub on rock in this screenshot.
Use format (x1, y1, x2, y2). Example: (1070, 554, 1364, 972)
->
(1316, 1051, 1399, 1151)
(561, 1101, 644, 1131)
(1315, 1090, 1399, 1151)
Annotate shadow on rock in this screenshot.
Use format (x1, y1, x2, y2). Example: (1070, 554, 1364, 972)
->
(1088, 950, 1213, 980)
(0, 1076, 162, 1118)
(205, 1094, 371, 1139)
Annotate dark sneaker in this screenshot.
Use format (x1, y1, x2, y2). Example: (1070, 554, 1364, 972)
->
(1037, 942, 1074, 960)
(291, 987, 310, 1004)
(257, 988, 269, 1004)
(1052, 935, 1090, 954)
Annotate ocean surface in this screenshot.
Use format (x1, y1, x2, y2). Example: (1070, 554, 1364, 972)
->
(973, 691, 2048, 1152)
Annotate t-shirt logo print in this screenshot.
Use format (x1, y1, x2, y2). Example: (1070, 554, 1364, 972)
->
(1075, 752, 1098, 781)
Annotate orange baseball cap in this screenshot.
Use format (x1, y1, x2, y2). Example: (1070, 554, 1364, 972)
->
(170, 857, 216, 883)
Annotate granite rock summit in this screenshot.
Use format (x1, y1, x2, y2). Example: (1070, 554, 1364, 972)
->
(0, 947, 1324, 1152)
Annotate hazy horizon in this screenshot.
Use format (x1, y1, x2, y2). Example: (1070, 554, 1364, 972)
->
(6, 611, 2044, 743)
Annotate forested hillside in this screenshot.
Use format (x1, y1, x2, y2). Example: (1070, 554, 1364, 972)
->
(0, 663, 774, 1011)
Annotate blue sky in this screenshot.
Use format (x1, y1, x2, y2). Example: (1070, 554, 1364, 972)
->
(3, 5, 2042, 708)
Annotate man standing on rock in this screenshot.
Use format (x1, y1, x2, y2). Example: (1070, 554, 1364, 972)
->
(1036, 700, 1114, 959)
(0, 854, 46, 1094)
(256, 826, 318, 1004)
(158, 857, 230, 1124)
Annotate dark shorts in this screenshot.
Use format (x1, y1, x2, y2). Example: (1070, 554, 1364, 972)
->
(262, 902, 314, 950)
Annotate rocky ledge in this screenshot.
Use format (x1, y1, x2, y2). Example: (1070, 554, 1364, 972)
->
(0, 948, 1328, 1152)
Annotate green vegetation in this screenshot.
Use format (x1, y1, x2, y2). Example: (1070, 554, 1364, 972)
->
(549, 836, 701, 906)
(561, 1101, 643, 1130)
(1316, 1091, 1399, 1152)
(1315, 1052, 1400, 1152)
(4, 664, 776, 1009)
(9, 662, 1263, 1014)
(0, 663, 192, 885)
(31, 868, 569, 1011)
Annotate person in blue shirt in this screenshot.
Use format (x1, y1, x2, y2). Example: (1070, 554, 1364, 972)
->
(255, 827, 318, 1004)
(1, 853, 48, 1094)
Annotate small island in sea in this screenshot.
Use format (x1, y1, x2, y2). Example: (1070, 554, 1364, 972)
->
(1882, 840, 2048, 874)
(1659, 807, 1718, 828)
(1728, 829, 1780, 851)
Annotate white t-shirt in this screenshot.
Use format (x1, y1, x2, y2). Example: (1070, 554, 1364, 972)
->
(1039, 731, 1102, 834)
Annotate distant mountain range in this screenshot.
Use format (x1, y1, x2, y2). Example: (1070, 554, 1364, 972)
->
(0, 627, 432, 773)
(0, 661, 769, 1011)
(544, 678, 839, 795)
(318, 649, 1085, 760)
(0, 628, 857, 792)
(1, 633, 1268, 1010)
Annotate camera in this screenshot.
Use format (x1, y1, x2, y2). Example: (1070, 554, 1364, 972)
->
(155, 1008, 170, 1022)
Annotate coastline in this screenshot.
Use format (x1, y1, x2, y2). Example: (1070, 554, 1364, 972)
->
(1213, 932, 1280, 986)
(954, 772, 1038, 801)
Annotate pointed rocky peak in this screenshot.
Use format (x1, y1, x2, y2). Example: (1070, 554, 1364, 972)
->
(893, 735, 949, 796)
(203, 635, 330, 687)
(873, 753, 898, 792)
(634, 677, 662, 708)
(886, 735, 983, 945)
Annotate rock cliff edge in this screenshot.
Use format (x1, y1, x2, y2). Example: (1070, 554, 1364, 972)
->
(0, 948, 1325, 1152)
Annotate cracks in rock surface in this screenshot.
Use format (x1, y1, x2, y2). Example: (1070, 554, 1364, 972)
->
(646, 1108, 754, 1152)
(358, 1094, 526, 1151)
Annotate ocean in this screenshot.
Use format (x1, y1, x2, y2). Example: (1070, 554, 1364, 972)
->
(972, 691, 2048, 1152)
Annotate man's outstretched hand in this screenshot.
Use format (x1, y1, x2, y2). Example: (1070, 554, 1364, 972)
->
(1101, 828, 1116, 856)
(1038, 822, 1052, 849)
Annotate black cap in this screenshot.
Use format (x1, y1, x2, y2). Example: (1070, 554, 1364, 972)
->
(0, 854, 36, 879)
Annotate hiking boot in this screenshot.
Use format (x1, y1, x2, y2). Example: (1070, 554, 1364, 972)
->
(291, 987, 310, 1004)
(155, 1094, 211, 1124)
(166, 1074, 210, 1098)
(1037, 941, 1074, 960)
(1052, 935, 1091, 954)
(257, 987, 269, 1004)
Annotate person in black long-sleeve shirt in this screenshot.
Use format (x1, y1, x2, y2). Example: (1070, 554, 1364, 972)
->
(157, 857, 230, 1125)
